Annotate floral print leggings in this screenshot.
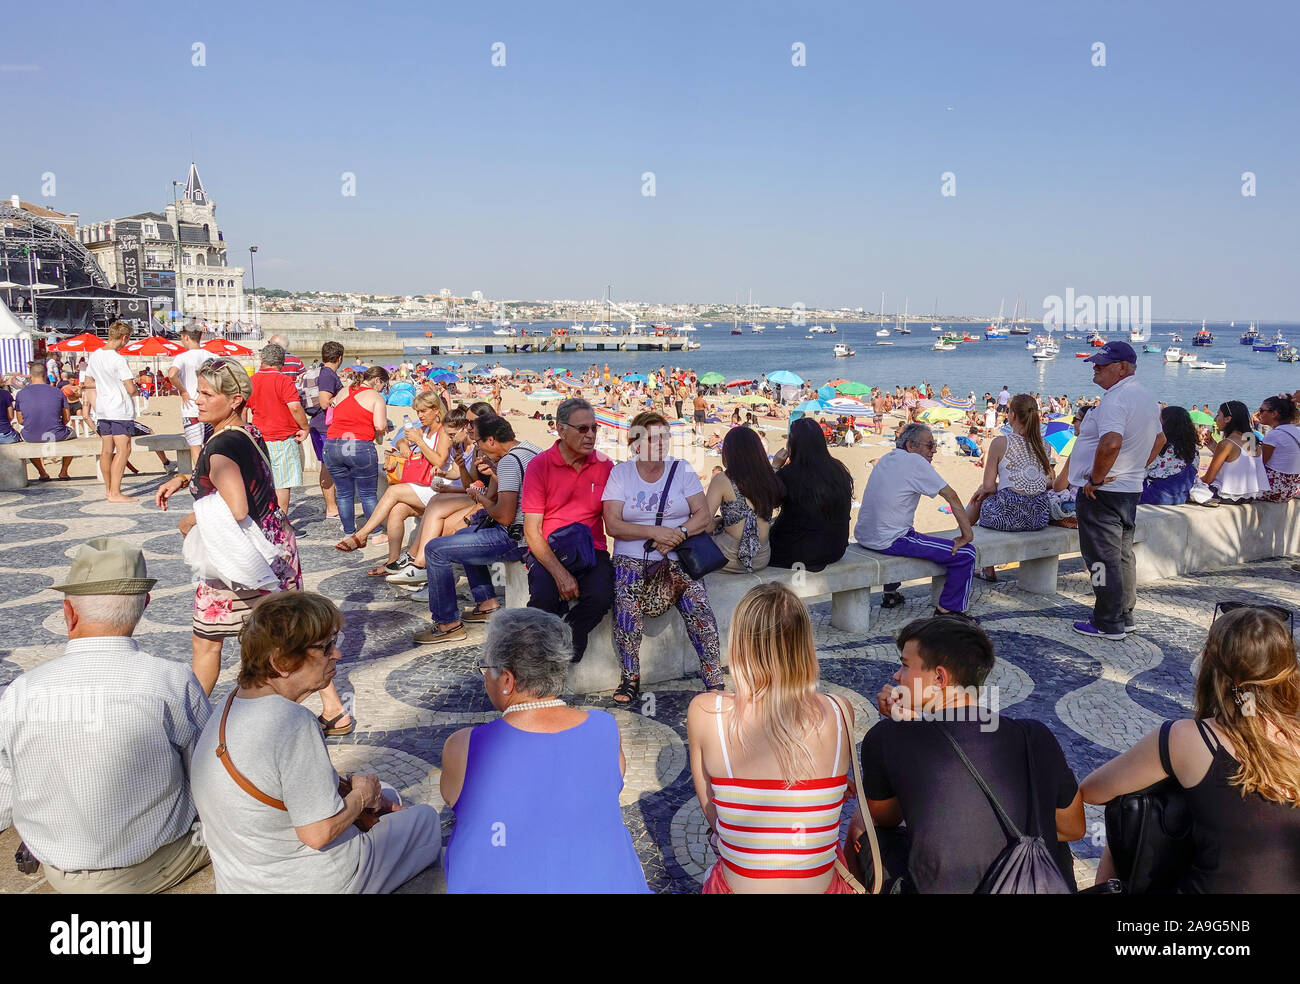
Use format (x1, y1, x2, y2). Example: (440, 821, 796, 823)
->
(613, 555, 723, 687)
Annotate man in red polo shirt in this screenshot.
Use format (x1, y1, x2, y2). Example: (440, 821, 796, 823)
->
(247, 342, 310, 519)
(520, 398, 615, 662)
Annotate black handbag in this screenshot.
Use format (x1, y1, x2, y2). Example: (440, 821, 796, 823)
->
(676, 531, 726, 580)
(1102, 719, 1195, 893)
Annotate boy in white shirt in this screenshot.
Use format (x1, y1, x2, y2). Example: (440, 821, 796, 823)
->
(82, 322, 138, 503)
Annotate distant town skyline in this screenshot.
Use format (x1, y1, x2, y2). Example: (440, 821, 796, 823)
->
(5, 1, 1298, 319)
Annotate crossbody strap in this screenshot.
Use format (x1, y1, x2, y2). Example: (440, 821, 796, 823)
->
(938, 721, 1027, 841)
(1157, 719, 1176, 777)
(829, 694, 883, 894)
(642, 460, 681, 563)
(215, 692, 288, 811)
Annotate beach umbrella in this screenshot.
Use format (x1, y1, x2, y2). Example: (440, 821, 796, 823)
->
(528, 389, 564, 401)
(919, 406, 966, 424)
(459, 362, 478, 372)
(121, 336, 184, 357)
(698, 371, 725, 385)
(489, 366, 513, 377)
(1044, 420, 1073, 437)
(348, 363, 369, 372)
(724, 379, 755, 388)
(817, 385, 837, 401)
(836, 381, 871, 396)
(546, 367, 568, 375)
(441, 361, 461, 368)
(50, 332, 105, 352)
(1188, 410, 1215, 426)
(201, 339, 253, 356)
(1045, 429, 1076, 455)
(939, 395, 975, 410)
(917, 398, 941, 408)
(826, 378, 850, 386)
(622, 373, 648, 383)
(823, 396, 875, 415)
(1047, 413, 1074, 423)
(767, 370, 803, 386)
(736, 394, 771, 405)
(429, 371, 459, 384)
(794, 400, 824, 415)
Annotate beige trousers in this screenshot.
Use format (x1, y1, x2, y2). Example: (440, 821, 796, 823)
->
(44, 830, 210, 895)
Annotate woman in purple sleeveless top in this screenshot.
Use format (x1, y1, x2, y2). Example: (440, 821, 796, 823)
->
(440, 608, 648, 893)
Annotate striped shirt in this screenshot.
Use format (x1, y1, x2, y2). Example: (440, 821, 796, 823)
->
(0, 637, 211, 871)
(708, 694, 848, 878)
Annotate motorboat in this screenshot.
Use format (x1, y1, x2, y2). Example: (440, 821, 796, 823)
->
(749, 324, 765, 333)
(1142, 344, 1163, 354)
(1193, 321, 1214, 346)
(985, 328, 1008, 339)
(1240, 323, 1261, 345)
(1164, 347, 1183, 363)
(1188, 361, 1226, 370)
(1253, 331, 1288, 353)
(876, 328, 891, 337)
(1088, 333, 1105, 347)
(1279, 346, 1299, 363)
(833, 343, 856, 357)
(933, 340, 957, 351)
(1031, 346, 1056, 361)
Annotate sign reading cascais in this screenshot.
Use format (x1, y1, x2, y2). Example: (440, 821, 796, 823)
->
(117, 235, 145, 317)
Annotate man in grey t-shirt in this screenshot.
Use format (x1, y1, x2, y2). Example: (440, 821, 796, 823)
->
(415, 414, 540, 645)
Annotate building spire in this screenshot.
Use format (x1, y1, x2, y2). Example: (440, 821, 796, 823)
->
(184, 162, 206, 204)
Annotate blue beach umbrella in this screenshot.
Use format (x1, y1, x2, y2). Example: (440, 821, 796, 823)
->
(817, 385, 837, 402)
(429, 371, 459, 384)
(623, 373, 648, 383)
(1043, 420, 1073, 437)
(767, 370, 804, 386)
(794, 400, 824, 414)
(1045, 429, 1076, 454)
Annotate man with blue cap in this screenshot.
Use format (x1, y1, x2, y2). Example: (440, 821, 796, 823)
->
(1070, 341, 1159, 640)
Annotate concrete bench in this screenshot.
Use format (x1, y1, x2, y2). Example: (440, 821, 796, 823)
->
(0, 437, 105, 490)
(498, 499, 1300, 693)
(134, 433, 194, 473)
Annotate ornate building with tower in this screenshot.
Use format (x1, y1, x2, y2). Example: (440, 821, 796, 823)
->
(77, 163, 246, 323)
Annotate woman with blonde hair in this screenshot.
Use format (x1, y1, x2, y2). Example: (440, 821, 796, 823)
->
(967, 393, 1055, 581)
(687, 583, 855, 894)
(1081, 607, 1300, 892)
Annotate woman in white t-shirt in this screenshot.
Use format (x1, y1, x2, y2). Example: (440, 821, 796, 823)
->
(1258, 393, 1300, 502)
(602, 411, 723, 706)
(1203, 401, 1268, 502)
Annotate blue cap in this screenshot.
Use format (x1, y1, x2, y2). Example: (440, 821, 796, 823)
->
(1084, 341, 1138, 365)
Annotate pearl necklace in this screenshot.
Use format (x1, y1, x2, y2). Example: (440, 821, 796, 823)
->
(502, 698, 566, 716)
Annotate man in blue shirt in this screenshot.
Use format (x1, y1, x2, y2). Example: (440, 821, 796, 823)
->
(14, 361, 75, 481)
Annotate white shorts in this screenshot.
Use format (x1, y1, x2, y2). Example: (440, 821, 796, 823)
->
(183, 421, 205, 447)
(412, 484, 436, 506)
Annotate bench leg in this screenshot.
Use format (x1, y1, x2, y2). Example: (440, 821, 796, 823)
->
(0, 457, 27, 491)
(830, 587, 871, 633)
(929, 575, 946, 607)
(1017, 556, 1059, 594)
(177, 447, 193, 475)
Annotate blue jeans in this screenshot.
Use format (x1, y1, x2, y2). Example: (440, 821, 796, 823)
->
(323, 438, 378, 535)
(425, 525, 524, 625)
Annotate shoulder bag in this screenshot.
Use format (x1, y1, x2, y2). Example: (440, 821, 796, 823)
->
(938, 721, 1072, 894)
(827, 694, 884, 894)
(1101, 719, 1195, 893)
(215, 692, 395, 833)
(637, 460, 683, 619)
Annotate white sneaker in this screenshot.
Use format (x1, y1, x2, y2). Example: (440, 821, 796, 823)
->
(407, 586, 429, 603)
(385, 564, 427, 585)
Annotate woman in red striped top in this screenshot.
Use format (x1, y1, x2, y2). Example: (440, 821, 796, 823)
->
(687, 583, 856, 894)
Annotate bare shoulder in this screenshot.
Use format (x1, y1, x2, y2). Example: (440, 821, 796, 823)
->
(442, 726, 473, 762)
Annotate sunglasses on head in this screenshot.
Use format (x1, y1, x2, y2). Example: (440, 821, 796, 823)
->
(1213, 601, 1294, 635)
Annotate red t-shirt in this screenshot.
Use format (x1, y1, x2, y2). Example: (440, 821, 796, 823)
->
(247, 368, 303, 441)
(520, 442, 614, 553)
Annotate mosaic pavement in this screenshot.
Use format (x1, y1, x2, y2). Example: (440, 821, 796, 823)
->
(2, 472, 1298, 893)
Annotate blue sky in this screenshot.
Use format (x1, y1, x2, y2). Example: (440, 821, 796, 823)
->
(3, 0, 1297, 317)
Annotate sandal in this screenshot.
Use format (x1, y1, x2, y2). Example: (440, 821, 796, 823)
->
(612, 675, 640, 706)
(335, 533, 366, 552)
(317, 712, 355, 736)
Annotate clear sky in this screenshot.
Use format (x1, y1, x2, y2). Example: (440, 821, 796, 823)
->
(3, 0, 1297, 318)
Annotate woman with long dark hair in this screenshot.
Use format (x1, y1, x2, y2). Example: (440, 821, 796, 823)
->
(1141, 405, 1200, 504)
(1202, 399, 1267, 501)
(769, 417, 852, 572)
(1258, 393, 1300, 502)
(706, 425, 785, 572)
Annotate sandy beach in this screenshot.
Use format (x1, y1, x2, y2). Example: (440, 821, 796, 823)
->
(55, 380, 986, 536)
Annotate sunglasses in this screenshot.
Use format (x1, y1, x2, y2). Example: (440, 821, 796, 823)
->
(1213, 602, 1294, 635)
(562, 423, 600, 434)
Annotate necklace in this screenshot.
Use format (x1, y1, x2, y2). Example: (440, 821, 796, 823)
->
(502, 698, 566, 716)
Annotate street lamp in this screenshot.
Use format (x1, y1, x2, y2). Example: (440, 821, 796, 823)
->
(248, 245, 258, 327)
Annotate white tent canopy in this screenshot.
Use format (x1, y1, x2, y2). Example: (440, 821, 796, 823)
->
(0, 299, 31, 337)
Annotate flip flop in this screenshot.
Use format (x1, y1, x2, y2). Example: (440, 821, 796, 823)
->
(335, 534, 365, 552)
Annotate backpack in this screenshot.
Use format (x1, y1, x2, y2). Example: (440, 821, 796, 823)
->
(297, 365, 324, 416)
(939, 722, 1072, 894)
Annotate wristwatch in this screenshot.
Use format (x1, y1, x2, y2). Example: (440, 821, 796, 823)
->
(678, 525, 689, 538)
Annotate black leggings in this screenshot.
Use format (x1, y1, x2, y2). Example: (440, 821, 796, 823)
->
(526, 550, 614, 661)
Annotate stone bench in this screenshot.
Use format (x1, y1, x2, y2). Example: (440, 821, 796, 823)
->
(0, 437, 105, 490)
(134, 433, 194, 473)
(498, 499, 1300, 693)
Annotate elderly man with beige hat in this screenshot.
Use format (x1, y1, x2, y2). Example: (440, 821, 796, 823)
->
(0, 538, 212, 893)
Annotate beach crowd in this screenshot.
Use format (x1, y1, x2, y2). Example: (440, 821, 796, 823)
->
(2, 329, 1300, 895)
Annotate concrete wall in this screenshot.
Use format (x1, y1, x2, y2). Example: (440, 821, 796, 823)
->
(258, 311, 356, 334)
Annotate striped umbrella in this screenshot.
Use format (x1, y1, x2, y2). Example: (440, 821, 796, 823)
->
(939, 395, 975, 410)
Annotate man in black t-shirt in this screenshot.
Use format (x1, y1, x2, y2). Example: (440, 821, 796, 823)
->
(854, 617, 1085, 892)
